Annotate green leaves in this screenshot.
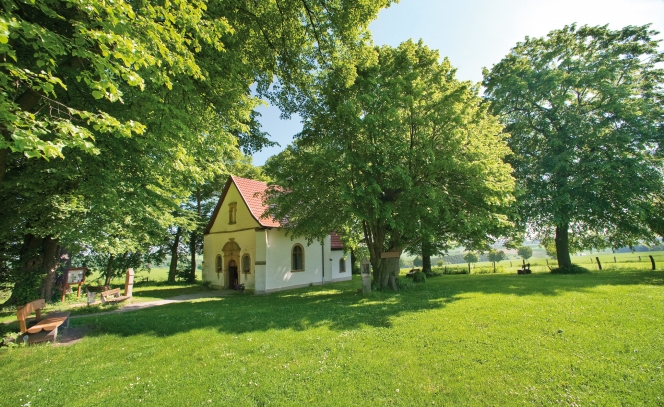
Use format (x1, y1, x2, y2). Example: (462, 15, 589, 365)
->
(484, 24, 664, 256)
(265, 40, 515, 263)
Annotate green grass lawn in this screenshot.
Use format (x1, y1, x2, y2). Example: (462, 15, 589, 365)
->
(0, 279, 208, 324)
(1, 269, 663, 406)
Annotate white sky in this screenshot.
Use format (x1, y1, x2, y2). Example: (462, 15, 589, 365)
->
(251, 0, 664, 166)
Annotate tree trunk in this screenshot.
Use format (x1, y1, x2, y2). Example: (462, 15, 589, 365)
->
(39, 238, 61, 302)
(0, 147, 7, 185)
(349, 248, 355, 273)
(370, 247, 401, 291)
(104, 254, 115, 287)
(189, 230, 197, 283)
(188, 189, 202, 283)
(422, 241, 432, 275)
(555, 223, 572, 268)
(168, 227, 181, 283)
(3, 234, 59, 306)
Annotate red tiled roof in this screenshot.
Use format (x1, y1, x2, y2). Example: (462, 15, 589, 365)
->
(231, 175, 281, 228)
(330, 232, 344, 250)
(204, 176, 344, 250)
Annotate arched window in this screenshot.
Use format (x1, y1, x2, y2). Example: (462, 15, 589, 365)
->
(228, 202, 237, 224)
(242, 254, 251, 274)
(215, 255, 222, 273)
(291, 244, 304, 271)
(339, 258, 346, 273)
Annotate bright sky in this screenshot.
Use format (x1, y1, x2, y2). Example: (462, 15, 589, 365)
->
(251, 0, 664, 166)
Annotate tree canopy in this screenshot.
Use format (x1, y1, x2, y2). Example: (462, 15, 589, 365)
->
(265, 40, 515, 289)
(0, 0, 392, 304)
(517, 246, 533, 260)
(463, 252, 479, 265)
(483, 24, 664, 270)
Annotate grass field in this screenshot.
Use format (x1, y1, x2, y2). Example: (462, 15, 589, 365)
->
(1, 268, 663, 406)
(0, 268, 205, 324)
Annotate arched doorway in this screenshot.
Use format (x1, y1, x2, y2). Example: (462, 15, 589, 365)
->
(222, 238, 241, 289)
(228, 260, 238, 289)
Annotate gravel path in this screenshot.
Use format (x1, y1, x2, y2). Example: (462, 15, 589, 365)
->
(72, 290, 235, 319)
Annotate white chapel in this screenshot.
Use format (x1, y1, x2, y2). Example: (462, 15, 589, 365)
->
(202, 176, 351, 294)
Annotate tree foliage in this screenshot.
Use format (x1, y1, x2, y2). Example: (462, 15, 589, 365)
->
(487, 250, 506, 263)
(265, 40, 515, 289)
(413, 256, 423, 267)
(483, 24, 664, 269)
(0, 0, 392, 304)
(517, 246, 533, 260)
(463, 252, 479, 265)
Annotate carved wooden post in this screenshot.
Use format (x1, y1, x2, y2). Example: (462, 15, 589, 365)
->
(361, 258, 371, 294)
(124, 268, 135, 298)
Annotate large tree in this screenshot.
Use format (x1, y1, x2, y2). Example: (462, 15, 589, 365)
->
(265, 40, 515, 289)
(483, 24, 664, 270)
(0, 0, 392, 304)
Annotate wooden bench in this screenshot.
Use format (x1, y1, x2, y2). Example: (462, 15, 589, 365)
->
(406, 268, 421, 277)
(16, 299, 70, 345)
(517, 263, 532, 275)
(84, 285, 111, 306)
(100, 288, 130, 304)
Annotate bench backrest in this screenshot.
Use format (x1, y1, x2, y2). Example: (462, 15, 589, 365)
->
(17, 299, 46, 332)
(101, 288, 121, 298)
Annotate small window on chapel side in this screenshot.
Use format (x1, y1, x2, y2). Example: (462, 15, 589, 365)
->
(228, 202, 237, 224)
(291, 244, 304, 272)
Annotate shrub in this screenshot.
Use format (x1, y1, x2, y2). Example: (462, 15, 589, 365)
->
(202, 280, 213, 288)
(413, 270, 426, 283)
(550, 265, 590, 274)
(436, 260, 444, 267)
(395, 277, 414, 290)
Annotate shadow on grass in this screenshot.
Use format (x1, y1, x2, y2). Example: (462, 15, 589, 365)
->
(71, 269, 664, 341)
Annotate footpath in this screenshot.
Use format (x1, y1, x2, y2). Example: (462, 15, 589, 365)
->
(72, 289, 235, 319)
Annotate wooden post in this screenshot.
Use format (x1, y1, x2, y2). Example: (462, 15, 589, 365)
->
(650, 255, 656, 271)
(614, 256, 616, 263)
(546, 259, 549, 266)
(639, 256, 641, 261)
(124, 268, 135, 298)
(468, 263, 471, 274)
(596, 257, 602, 271)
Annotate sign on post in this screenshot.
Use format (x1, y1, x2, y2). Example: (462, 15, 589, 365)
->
(62, 267, 87, 302)
(380, 252, 401, 259)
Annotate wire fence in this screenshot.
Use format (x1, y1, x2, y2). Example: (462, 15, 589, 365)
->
(402, 253, 663, 275)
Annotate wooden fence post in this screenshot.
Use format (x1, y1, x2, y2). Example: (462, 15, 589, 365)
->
(614, 256, 616, 263)
(650, 255, 656, 271)
(596, 257, 602, 271)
